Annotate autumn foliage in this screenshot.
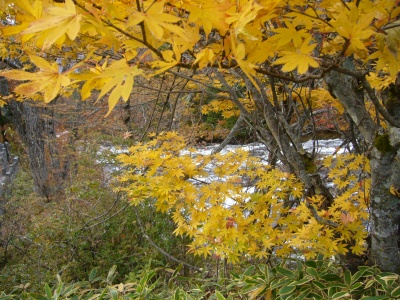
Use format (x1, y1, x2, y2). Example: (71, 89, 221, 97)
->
(1, 0, 400, 270)
(117, 132, 369, 262)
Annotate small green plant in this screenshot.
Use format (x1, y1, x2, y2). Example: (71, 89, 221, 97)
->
(3, 257, 400, 299)
(228, 257, 400, 300)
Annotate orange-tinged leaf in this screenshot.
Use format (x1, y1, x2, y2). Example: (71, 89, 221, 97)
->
(340, 212, 355, 224)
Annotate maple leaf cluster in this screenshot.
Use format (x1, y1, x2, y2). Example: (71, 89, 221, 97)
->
(0, 0, 396, 263)
(117, 132, 369, 261)
(0, 0, 398, 105)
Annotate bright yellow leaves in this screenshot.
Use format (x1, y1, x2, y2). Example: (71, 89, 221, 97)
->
(117, 132, 370, 262)
(3, 0, 82, 49)
(93, 57, 144, 116)
(3, 0, 399, 112)
(226, 0, 263, 40)
(185, 0, 231, 37)
(329, 4, 375, 56)
(24, 0, 81, 48)
(127, 0, 183, 40)
(273, 40, 319, 74)
(0, 54, 70, 102)
(1, 0, 43, 37)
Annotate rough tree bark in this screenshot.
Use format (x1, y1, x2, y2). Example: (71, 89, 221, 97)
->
(325, 64, 400, 273)
(9, 100, 64, 200)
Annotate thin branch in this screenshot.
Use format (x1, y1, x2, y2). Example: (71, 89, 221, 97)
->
(81, 193, 125, 230)
(74, 0, 162, 58)
(212, 115, 245, 154)
(254, 67, 323, 83)
(381, 22, 400, 31)
(133, 206, 202, 272)
(306, 202, 340, 228)
(361, 77, 400, 128)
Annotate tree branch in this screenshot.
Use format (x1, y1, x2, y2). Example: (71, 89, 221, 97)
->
(361, 77, 400, 128)
(133, 206, 202, 272)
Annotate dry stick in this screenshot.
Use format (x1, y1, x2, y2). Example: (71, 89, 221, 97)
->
(83, 203, 130, 230)
(211, 115, 244, 154)
(140, 78, 165, 141)
(133, 206, 202, 272)
(155, 73, 178, 134)
(81, 193, 124, 230)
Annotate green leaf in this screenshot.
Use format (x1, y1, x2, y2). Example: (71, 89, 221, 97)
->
(296, 287, 311, 300)
(215, 291, 226, 300)
(106, 265, 117, 284)
(332, 291, 351, 299)
(352, 267, 372, 282)
(350, 281, 363, 291)
(89, 268, 97, 282)
(321, 273, 341, 282)
(297, 260, 303, 275)
(278, 285, 296, 295)
(316, 255, 324, 268)
(291, 276, 313, 286)
(270, 278, 294, 290)
(44, 284, 52, 300)
(312, 281, 326, 290)
(375, 273, 399, 286)
(360, 297, 388, 300)
(365, 280, 376, 289)
(308, 292, 323, 300)
(327, 283, 347, 289)
(276, 266, 296, 278)
(305, 261, 317, 268)
(344, 270, 352, 286)
(328, 286, 337, 298)
(306, 267, 319, 278)
(109, 288, 118, 300)
(391, 285, 400, 297)
(174, 288, 181, 300)
(172, 264, 183, 278)
(243, 265, 255, 276)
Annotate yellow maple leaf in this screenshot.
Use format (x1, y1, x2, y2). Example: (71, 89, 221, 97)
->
(0, 54, 70, 102)
(150, 50, 179, 75)
(226, 0, 263, 39)
(273, 39, 319, 74)
(127, 0, 184, 40)
(94, 57, 144, 116)
(21, 0, 82, 49)
(231, 42, 259, 89)
(270, 21, 310, 48)
(1, 0, 43, 37)
(330, 5, 375, 55)
(185, 0, 231, 37)
(193, 48, 215, 69)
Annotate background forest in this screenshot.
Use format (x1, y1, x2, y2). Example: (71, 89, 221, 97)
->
(1, 0, 400, 298)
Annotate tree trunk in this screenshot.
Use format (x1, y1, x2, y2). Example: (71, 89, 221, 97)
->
(324, 64, 400, 272)
(369, 145, 400, 272)
(9, 100, 64, 200)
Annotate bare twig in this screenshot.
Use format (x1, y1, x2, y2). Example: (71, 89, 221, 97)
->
(133, 206, 202, 272)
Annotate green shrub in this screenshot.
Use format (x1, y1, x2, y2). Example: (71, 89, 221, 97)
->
(3, 258, 400, 299)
